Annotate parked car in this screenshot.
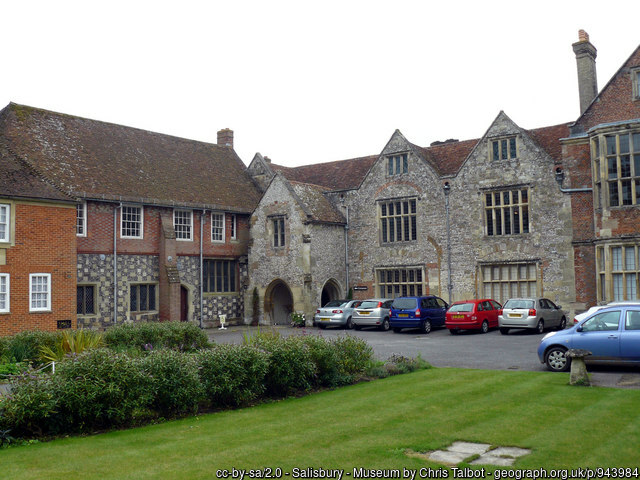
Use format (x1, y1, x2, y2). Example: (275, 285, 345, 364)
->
(352, 298, 393, 331)
(445, 299, 502, 334)
(313, 299, 362, 329)
(499, 298, 567, 334)
(389, 295, 448, 334)
(572, 301, 640, 324)
(538, 303, 640, 372)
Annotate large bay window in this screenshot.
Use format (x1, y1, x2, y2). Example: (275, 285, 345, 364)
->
(597, 244, 640, 302)
(593, 131, 640, 207)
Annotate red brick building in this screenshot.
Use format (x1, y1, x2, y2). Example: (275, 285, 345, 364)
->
(0, 142, 77, 335)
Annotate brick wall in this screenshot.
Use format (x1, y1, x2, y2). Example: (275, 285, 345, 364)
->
(0, 201, 76, 336)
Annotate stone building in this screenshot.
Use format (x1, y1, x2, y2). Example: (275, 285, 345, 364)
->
(1, 32, 639, 334)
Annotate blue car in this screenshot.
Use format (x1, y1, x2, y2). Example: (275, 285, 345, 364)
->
(390, 296, 448, 333)
(537, 303, 640, 372)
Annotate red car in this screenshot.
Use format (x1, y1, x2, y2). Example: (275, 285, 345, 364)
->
(445, 299, 502, 334)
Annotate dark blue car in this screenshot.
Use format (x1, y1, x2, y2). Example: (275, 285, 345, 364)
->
(390, 295, 448, 333)
(538, 303, 640, 371)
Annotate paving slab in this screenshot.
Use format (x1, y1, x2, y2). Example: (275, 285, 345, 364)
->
(448, 441, 491, 455)
(489, 446, 531, 458)
(471, 455, 515, 466)
(428, 450, 470, 464)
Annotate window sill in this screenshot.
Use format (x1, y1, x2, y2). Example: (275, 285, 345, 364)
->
(203, 291, 239, 297)
(29, 309, 52, 314)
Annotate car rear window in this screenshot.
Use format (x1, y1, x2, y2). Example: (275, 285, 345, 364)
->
(392, 298, 417, 309)
(449, 302, 474, 312)
(324, 300, 346, 307)
(504, 299, 534, 309)
(360, 301, 381, 309)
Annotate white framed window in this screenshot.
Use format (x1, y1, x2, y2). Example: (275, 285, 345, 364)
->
(598, 244, 640, 302)
(230, 214, 237, 240)
(0, 203, 9, 242)
(174, 209, 193, 241)
(272, 217, 285, 247)
(491, 136, 518, 161)
(76, 202, 87, 236)
(0, 274, 9, 313)
(211, 212, 225, 243)
(121, 205, 143, 239)
(387, 153, 408, 176)
(29, 273, 51, 312)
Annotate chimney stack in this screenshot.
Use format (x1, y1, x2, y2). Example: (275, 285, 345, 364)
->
(217, 128, 234, 148)
(572, 29, 598, 115)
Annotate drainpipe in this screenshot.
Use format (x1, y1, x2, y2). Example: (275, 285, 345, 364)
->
(443, 183, 453, 304)
(555, 168, 593, 193)
(113, 203, 122, 324)
(344, 205, 349, 296)
(199, 210, 205, 329)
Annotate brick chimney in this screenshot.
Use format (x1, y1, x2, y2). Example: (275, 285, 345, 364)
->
(217, 128, 234, 148)
(572, 29, 598, 115)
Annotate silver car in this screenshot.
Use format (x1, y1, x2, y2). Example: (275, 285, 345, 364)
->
(352, 298, 393, 331)
(499, 297, 567, 334)
(314, 299, 362, 329)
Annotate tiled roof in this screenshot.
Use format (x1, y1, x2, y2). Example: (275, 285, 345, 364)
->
(0, 103, 262, 212)
(290, 181, 345, 224)
(271, 155, 377, 190)
(527, 122, 572, 163)
(413, 139, 479, 177)
(0, 143, 74, 202)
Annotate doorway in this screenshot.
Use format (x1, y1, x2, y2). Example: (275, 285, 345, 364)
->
(264, 280, 294, 325)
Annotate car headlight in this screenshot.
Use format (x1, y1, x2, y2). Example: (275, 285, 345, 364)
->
(541, 331, 557, 341)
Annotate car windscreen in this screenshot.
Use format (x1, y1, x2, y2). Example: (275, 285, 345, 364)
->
(503, 299, 534, 309)
(324, 300, 346, 307)
(449, 302, 474, 312)
(392, 298, 417, 309)
(359, 301, 381, 309)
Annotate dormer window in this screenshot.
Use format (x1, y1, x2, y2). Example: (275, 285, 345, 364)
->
(491, 136, 517, 161)
(387, 154, 408, 176)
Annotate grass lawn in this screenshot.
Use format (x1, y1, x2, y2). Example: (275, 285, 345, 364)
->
(1, 368, 639, 479)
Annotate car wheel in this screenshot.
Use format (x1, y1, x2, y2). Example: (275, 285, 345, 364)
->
(420, 319, 431, 334)
(557, 316, 567, 331)
(480, 320, 489, 334)
(499, 327, 509, 335)
(393, 327, 401, 333)
(536, 319, 544, 334)
(354, 324, 362, 331)
(449, 329, 459, 335)
(345, 316, 353, 330)
(545, 346, 570, 372)
(380, 318, 390, 331)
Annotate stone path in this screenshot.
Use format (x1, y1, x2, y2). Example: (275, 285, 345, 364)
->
(409, 441, 531, 467)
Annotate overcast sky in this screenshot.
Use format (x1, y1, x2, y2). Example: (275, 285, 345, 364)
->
(2, 1, 639, 167)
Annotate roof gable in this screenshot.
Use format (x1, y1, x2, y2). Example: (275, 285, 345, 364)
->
(571, 44, 640, 134)
(0, 103, 262, 212)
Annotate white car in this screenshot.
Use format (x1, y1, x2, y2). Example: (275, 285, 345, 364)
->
(573, 301, 640, 324)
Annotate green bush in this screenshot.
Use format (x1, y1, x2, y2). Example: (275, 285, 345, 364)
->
(298, 335, 344, 387)
(1, 331, 60, 364)
(384, 354, 431, 375)
(53, 349, 152, 432)
(141, 349, 203, 415)
(0, 370, 59, 437)
(0, 362, 29, 379)
(103, 322, 210, 352)
(332, 335, 374, 381)
(253, 335, 316, 397)
(197, 345, 268, 407)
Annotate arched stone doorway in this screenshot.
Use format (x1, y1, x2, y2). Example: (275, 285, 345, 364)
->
(264, 279, 294, 325)
(320, 279, 342, 307)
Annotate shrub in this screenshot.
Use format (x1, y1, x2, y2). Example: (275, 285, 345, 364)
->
(141, 349, 204, 416)
(53, 349, 152, 432)
(103, 322, 210, 352)
(39, 329, 104, 363)
(332, 335, 374, 381)
(197, 344, 268, 407)
(253, 335, 316, 397)
(298, 335, 344, 387)
(0, 370, 59, 437)
(384, 354, 431, 375)
(2, 331, 60, 364)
